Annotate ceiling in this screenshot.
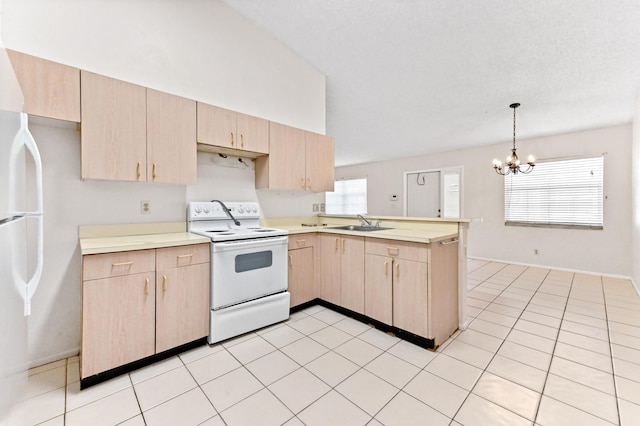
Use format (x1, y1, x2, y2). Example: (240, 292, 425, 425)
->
(223, 0, 640, 167)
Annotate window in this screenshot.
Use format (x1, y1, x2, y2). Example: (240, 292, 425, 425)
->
(326, 178, 367, 214)
(504, 156, 604, 229)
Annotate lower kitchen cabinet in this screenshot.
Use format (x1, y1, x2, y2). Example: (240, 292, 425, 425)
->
(363, 236, 458, 347)
(288, 234, 318, 307)
(81, 243, 210, 380)
(319, 234, 364, 313)
(81, 271, 156, 378)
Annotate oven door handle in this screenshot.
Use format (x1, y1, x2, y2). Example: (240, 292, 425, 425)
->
(213, 235, 289, 251)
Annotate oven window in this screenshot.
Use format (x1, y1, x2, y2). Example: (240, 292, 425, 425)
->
(235, 250, 273, 273)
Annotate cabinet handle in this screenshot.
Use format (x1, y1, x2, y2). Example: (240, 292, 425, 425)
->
(384, 261, 388, 276)
(288, 254, 293, 267)
(395, 263, 400, 277)
(145, 278, 149, 295)
(152, 163, 157, 179)
(177, 253, 193, 259)
(112, 261, 133, 267)
(341, 239, 345, 253)
(136, 162, 141, 179)
(438, 238, 459, 245)
(387, 247, 400, 256)
(300, 177, 305, 189)
(334, 238, 339, 251)
(230, 132, 234, 146)
(306, 177, 311, 190)
(163, 275, 167, 292)
(240, 133, 244, 148)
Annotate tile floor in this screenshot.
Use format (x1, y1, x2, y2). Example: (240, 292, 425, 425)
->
(21, 260, 640, 425)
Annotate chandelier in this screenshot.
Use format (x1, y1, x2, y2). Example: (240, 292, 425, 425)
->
(492, 103, 535, 175)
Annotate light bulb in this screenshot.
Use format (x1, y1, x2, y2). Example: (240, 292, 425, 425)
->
(528, 155, 535, 163)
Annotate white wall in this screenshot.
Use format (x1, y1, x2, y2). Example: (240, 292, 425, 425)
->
(632, 98, 640, 291)
(2, 0, 325, 133)
(2, 0, 326, 366)
(337, 125, 633, 278)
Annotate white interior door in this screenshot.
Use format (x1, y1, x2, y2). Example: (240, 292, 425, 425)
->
(406, 171, 440, 217)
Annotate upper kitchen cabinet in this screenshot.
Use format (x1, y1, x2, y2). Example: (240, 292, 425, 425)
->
(81, 71, 147, 181)
(81, 72, 197, 184)
(7, 49, 80, 122)
(197, 102, 269, 155)
(305, 131, 335, 192)
(255, 122, 334, 192)
(147, 89, 197, 184)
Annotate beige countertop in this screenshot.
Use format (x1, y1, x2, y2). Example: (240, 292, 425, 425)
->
(79, 223, 210, 255)
(263, 216, 463, 244)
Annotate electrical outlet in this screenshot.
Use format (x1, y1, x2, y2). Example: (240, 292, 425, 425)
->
(534, 249, 539, 255)
(312, 203, 319, 212)
(141, 200, 151, 214)
(320, 203, 325, 212)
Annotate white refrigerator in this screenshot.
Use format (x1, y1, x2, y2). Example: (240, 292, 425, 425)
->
(0, 47, 44, 424)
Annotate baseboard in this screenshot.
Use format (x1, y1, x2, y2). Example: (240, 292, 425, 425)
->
(28, 347, 80, 370)
(469, 256, 634, 282)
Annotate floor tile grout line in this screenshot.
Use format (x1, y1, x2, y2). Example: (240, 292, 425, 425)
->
(601, 275, 623, 426)
(447, 265, 552, 424)
(531, 269, 576, 424)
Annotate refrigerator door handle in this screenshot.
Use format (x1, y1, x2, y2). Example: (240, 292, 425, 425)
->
(9, 113, 44, 316)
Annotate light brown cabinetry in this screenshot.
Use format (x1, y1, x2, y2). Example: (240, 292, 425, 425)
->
(155, 244, 210, 352)
(81, 71, 197, 183)
(7, 49, 81, 122)
(363, 237, 458, 346)
(81, 243, 210, 379)
(81, 250, 156, 377)
(197, 103, 269, 154)
(288, 234, 318, 307)
(319, 234, 364, 313)
(255, 122, 334, 192)
(146, 89, 197, 184)
(80, 71, 147, 181)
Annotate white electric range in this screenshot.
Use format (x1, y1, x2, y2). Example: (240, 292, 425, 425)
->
(187, 201, 290, 344)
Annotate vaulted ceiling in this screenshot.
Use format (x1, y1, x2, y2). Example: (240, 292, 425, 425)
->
(224, 1, 640, 166)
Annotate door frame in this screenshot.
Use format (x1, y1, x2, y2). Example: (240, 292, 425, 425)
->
(402, 166, 464, 218)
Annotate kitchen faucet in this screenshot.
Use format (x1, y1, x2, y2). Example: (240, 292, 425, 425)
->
(357, 214, 372, 227)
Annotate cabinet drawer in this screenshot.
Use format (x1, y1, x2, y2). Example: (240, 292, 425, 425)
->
(83, 249, 156, 281)
(365, 238, 428, 262)
(156, 243, 210, 269)
(288, 233, 317, 250)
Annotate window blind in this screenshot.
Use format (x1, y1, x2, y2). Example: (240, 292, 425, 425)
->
(326, 178, 367, 215)
(504, 156, 603, 228)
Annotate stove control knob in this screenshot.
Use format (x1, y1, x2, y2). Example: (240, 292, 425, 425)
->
(238, 207, 245, 213)
(203, 206, 210, 213)
(195, 205, 202, 213)
(252, 206, 258, 213)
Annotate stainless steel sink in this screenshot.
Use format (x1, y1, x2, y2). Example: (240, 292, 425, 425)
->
(330, 225, 392, 232)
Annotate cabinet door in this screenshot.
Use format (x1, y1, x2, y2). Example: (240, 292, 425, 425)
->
(288, 247, 314, 307)
(255, 122, 306, 190)
(364, 254, 393, 324)
(318, 234, 341, 305)
(340, 236, 365, 314)
(7, 49, 80, 122)
(81, 272, 155, 377)
(196, 103, 236, 149)
(305, 132, 335, 192)
(146, 89, 197, 184)
(156, 262, 210, 353)
(392, 259, 428, 337)
(81, 71, 147, 181)
(237, 113, 269, 154)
